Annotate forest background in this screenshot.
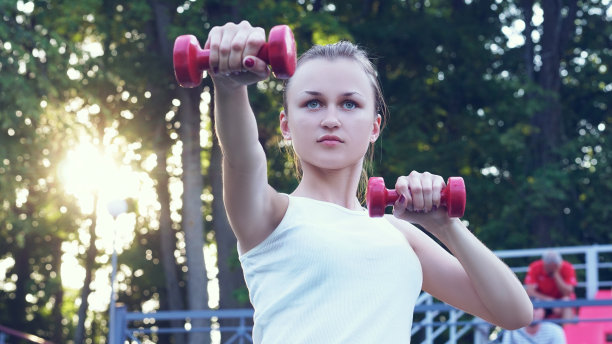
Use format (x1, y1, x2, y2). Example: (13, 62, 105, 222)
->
(0, 0, 610, 343)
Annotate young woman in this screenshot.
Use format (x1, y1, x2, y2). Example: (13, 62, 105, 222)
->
(205, 20, 532, 343)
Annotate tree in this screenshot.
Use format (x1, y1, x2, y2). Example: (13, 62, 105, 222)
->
(1, 1, 610, 341)
(0, 0, 86, 341)
(520, 0, 577, 244)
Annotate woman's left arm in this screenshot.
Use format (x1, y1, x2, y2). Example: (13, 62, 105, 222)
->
(437, 218, 533, 329)
(390, 172, 533, 330)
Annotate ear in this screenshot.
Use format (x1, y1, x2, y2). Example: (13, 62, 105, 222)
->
(280, 110, 291, 140)
(370, 114, 382, 143)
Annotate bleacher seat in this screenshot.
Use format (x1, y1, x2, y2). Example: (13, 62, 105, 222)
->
(564, 290, 612, 344)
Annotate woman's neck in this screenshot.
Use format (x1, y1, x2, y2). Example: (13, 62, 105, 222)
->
(292, 164, 363, 210)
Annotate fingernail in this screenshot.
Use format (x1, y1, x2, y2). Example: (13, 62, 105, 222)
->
(244, 57, 254, 68)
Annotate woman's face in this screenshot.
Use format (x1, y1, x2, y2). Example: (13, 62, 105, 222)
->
(280, 58, 381, 172)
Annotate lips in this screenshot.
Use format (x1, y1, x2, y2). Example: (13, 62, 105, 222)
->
(317, 135, 344, 143)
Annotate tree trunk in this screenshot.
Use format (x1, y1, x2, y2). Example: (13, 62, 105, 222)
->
(521, 0, 535, 80)
(10, 235, 29, 331)
(209, 98, 251, 340)
(150, 2, 209, 342)
(74, 195, 99, 344)
(527, 1, 576, 244)
(201, 4, 251, 340)
(211, 124, 248, 311)
(50, 237, 64, 344)
(179, 86, 210, 344)
(155, 136, 186, 344)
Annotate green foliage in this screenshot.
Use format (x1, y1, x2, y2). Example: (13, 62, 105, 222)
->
(0, 0, 610, 341)
(0, 1, 85, 341)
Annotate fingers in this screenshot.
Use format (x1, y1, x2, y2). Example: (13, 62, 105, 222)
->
(244, 27, 266, 60)
(242, 28, 269, 77)
(394, 171, 446, 214)
(431, 173, 444, 209)
(218, 25, 241, 72)
(204, 21, 266, 75)
(243, 55, 271, 79)
(204, 25, 222, 72)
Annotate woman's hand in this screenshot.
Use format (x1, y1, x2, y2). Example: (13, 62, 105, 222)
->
(204, 20, 271, 89)
(392, 171, 453, 231)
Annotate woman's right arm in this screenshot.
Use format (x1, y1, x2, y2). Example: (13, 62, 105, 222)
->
(206, 21, 288, 251)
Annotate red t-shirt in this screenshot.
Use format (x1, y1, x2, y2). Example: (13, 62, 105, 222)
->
(524, 260, 577, 299)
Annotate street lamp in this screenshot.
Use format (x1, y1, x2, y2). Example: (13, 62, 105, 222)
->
(107, 199, 128, 344)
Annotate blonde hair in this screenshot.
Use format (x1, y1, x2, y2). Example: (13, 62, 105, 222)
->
(282, 41, 388, 201)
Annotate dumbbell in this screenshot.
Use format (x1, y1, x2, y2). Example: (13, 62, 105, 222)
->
(366, 176, 466, 218)
(173, 25, 297, 88)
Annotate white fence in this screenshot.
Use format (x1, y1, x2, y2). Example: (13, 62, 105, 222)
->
(111, 244, 612, 344)
(410, 244, 612, 344)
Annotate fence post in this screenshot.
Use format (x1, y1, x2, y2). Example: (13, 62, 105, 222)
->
(585, 248, 599, 299)
(111, 304, 127, 344)
(449, 310, 457, 343)
(472, 317, 490, 344)
(237, 316, 244, 344)
(425, 296, 433, 344)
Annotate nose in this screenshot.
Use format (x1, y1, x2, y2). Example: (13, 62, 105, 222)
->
(320, 109, 340, 128)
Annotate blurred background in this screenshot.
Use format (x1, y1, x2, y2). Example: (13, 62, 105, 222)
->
(0, 0, 610, 343)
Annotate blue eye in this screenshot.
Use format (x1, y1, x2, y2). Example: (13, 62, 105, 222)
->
(343, 101, 357, 110)
(306, 100, 320, 109)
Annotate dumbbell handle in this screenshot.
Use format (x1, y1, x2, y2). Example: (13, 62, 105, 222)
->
(178, 38, 273, 73)
(173, 25, 296, 88)
(366, 176, 466, 218)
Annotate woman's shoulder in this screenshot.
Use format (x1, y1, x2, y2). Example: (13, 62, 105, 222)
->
(237, 188, 289, 254)
(381, 214, 438, 258)
(384, 215, 423, 240)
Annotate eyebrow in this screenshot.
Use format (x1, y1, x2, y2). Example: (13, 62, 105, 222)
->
(300, 91, 365, 98)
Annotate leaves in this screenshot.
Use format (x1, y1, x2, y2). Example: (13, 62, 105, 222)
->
(1, 0, 611, 341)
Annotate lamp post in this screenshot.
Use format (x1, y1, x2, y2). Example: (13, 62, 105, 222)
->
(107, 199, 128, 344)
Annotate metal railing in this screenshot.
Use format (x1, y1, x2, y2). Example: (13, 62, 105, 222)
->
(113, 299, 612, 344)
(111, 244, 612, 344)
(113, 307, 253, 344)
(0, 324, 54, 344)
(410, 244, 612, 343)
(495, 244, 612, 299)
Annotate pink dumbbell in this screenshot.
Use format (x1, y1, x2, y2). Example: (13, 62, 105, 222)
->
(366, 176, 466, 218)
(173, 25, 297, 88)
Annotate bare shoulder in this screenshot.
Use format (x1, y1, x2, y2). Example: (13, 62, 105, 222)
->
(383, 214, 463, 282)
(232, 186, 289, 254)
(384, 214, 434, 254)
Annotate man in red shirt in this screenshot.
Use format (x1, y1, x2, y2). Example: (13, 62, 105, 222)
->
(524, 250, 577, 319)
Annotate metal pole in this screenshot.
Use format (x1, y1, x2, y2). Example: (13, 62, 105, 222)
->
(425, 295, 433, 344)
(585, 248, 598, 299)
(449, 310, 457, 343)
(106, 199, 128, 344)
(108, 223, 118, 343)
(114, 304, 127, 344)
(239, 317, 245, 344)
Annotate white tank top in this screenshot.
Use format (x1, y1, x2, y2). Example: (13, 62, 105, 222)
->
(239, 195, 423, 343)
